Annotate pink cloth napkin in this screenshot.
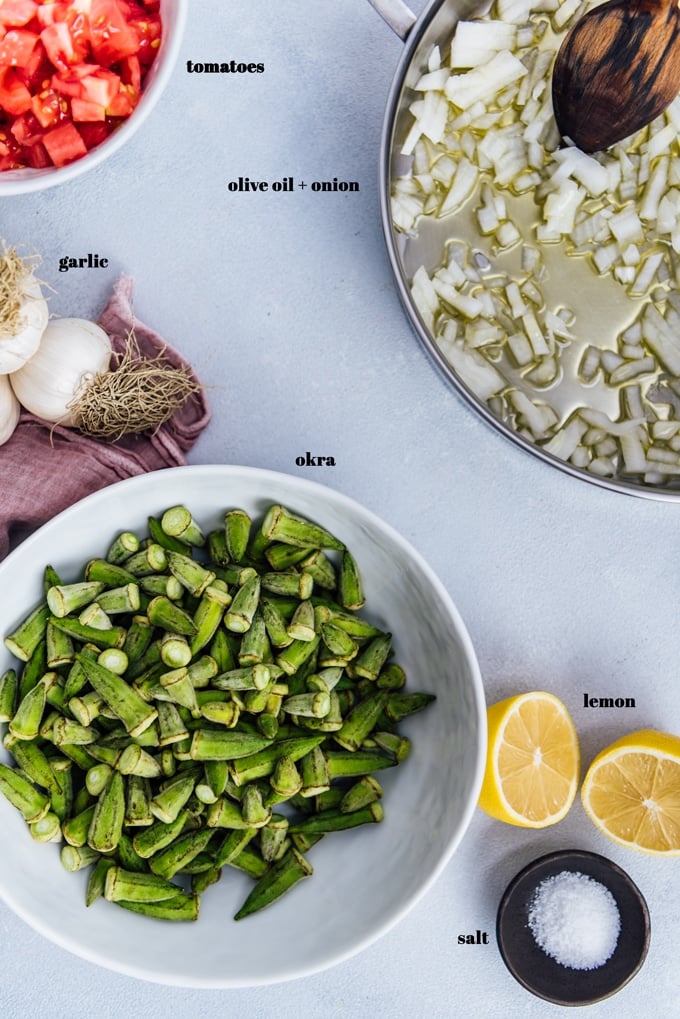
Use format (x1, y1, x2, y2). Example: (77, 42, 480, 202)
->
(0, 276, 210, 559)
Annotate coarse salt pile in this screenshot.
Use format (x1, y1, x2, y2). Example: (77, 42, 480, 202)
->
(527, 871, 621, 970)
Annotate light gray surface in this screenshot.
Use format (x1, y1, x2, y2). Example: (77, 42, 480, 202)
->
(0, 2, 677, 1017)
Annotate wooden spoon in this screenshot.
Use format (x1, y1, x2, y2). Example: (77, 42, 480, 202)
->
(552, 0, 680, 152)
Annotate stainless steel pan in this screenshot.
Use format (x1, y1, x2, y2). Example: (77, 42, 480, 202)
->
(367, 0, 680, 501)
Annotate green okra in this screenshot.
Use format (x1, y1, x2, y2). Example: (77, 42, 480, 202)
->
(217, 563, 258, 587)
(334, 692, 389, 752)
(286, 600, 316, 642)
(0, 668, 17, 722)
(4, 603, 50, 662)
(125, 775, 153, 827)
(377, 663, 406, 691)
(149, 828, 213, 880)
(209, 629, 238, 673)
(78, 603, 113, 631)
(29, 810, 62, 842)
(148, 515, 190, 555)
(261, 571, 313, 600)
(114, 893, 199, 921)
(52, 717, 98, 746)
(147, 596, 196, 637)
(290, 831, 324, 853)
(187, 655, 218, 688)
(46, 582, 105, 618)
(161, 505, 206, 547)
(224, 508, 251, 563)
(86, 857, 116, 906)
(106, 531, 140, 565)
(260, 814, 290, 862)
(46, 621, 74, 669)
(124, 543, 168, 577)
(97, 648, 129, 676)
(300, 550, 337, 591)
(7, 739, 58, 793)
(289, 801, 383, 834)
(69, 690, 105, 726)
(264, 543, 311, 571)
(132, 810, 189, 858)
(261, 597, 294, 649)
(257, 712, 278, 740)
(282, 691, 330, 719)
(18, 639, 47, 699)
(276, 634, 320, 677)
(156, 701, 189, 747)
(212, 664, 270, 691)
(189, 728, 272, 762)
(234, 846, 313, 921)
(206, 796, 248, 829)
(325, 750, 396, 780)
(84, 559, 137, 586)
(268, 754, 302, 799)
(340, 776, 383, 813)
(230, 735, 325, 787)
(117, 744, 162, 779)
(159, 667, 198, 713)
(241, 784, 271, 828)
(8, 674, 49, 741)
(167, 551, 215, 597)
(224, 575, 260, 633)
(190, 589, 229, 656)
(213, 827, 256, 866)
(321, 622, 358, 660)
(76, 653, 158, 738)
(122, 616, 154, 664)
(49, 759, 73, 821)
(238, 610, 269, 665)
(299, 745, 330, 797)
(149, 773, 196, 824)
(49, 616, 126, 650)
(62, 804, 97, 847)
(199, 701, 240, 727)
(353, 633, 393, 681)
(56, 742, 98, 772)
(383, 691, 437, 723)
(225, 844, 268, 880)
(61, 844, 100, 872)
(314, 786, 345, 812)
(105, 865, 182, 903)
(43, 564, 63, 594)
(97, 584, 141, 615)
(372, 730, 411, 761)
(192, 865, 222, 895)
(117, 831, 148, 873)
(207, 528, 229, 565)
(88, 771, 125, 853)
(261, 505, 344, 551)
(62, 643, 98, 700)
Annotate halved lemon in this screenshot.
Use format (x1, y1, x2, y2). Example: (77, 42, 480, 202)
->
(479, 691, 580, 828)
(581, 729, 680, 855)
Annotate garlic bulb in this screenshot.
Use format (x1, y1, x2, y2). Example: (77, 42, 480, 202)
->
(0, 272, 49, 375)
(10, 318, 111, 425)
(0, 372, 20, 445)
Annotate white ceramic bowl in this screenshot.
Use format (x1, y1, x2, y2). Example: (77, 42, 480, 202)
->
(0, 0, 187, 195)
(0, 465, 486, 987)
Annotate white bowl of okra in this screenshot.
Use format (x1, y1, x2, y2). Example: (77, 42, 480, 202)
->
(0, 464, 486, 987)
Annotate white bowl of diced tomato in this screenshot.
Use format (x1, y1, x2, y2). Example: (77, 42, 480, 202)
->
(0, 0, 186, 194)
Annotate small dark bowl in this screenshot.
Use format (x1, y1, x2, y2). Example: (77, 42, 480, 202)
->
(497, 849, 651, 1006)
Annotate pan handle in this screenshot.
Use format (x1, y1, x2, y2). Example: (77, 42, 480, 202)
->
(366, 0, 417, 40)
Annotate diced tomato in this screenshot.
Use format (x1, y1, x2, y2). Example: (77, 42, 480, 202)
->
(0, 66, 31, 114)
(31, 87, 66, 128)
(89, 0, 139, 67)
(79, 68, 120, 107)
(0, 28, 38, 66)
(42, 120, 86, 165)
(71, 96, 105, 121)
(0, 1, 38, 28)
(0, 0, 162, 170)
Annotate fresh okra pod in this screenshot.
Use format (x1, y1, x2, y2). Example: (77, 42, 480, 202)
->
(0, 501, 434, 924)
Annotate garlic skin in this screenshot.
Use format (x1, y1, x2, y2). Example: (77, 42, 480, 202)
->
(0, 274, 49, 375)
(0, 372, 20, 445)
(10, 318, 111, 425)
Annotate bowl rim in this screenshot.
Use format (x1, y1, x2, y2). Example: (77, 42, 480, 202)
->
(0, 463, 487, 987)
(0, 0, 188, 196)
